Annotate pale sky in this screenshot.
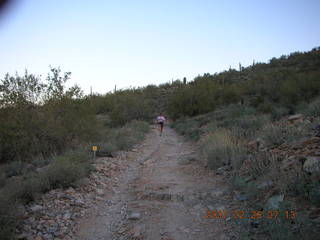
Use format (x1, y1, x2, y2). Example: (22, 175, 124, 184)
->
(0, 0, 319, 94)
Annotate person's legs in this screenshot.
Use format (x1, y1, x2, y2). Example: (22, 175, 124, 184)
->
(159, 122, 164, 135)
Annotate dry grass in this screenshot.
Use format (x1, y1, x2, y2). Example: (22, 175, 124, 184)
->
(200, 128, 246, 170)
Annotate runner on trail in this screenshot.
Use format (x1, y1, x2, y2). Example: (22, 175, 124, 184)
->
(156, 113, 166, 136)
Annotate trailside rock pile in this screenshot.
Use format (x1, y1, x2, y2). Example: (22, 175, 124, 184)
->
(16, 152, 130, 240)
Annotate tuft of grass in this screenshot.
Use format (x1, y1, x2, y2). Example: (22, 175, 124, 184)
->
(200, 129, 246, 170)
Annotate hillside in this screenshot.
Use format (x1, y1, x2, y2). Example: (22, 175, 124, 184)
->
(0, 47, 319, 239)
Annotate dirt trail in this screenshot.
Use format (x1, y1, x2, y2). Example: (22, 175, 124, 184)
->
(74, 126, 240, 240)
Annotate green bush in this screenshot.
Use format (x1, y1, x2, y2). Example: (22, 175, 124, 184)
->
(108, 90, 155, 126)
(0, 68, 98, 164)
(43, 151, 90, 189)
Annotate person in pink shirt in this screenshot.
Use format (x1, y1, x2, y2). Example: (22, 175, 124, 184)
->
(156, 113, 166, 136)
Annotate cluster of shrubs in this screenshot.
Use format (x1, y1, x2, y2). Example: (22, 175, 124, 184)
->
(0, 68, 98, 164)
(168, 48, 320, 119)
(0, 68, 150, 239)
(171, 96, 320, 239)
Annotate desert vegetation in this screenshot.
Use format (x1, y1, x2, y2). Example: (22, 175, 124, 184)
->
(170, 47, 320, 239)
(0, 68, 150, 239)
(1, 47, 319, 239)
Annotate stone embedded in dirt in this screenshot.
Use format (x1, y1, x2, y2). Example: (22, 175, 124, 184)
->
(128, 212, 141, 220)
(265, 194, 284, 210)
(303, 156, 320, 173)
(63, 213, 71, 220)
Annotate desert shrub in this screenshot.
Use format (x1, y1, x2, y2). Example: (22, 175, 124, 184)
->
(0, 195, 17, 240)
(216, 104, 257, 120)
(301, 97, 320, 117)
(257, 101, 274, 114)
(232, 176, 260, 196)
(4, 161, 28, 178)
(308, 180, 320, 205)
(31, 155, 51, 168)
(259, 200, 319, 240)
(171, 119, 202, 140)
(108, 90, 155, 126)
(94, 120, 149, 155)
(259, 122, 309, 147)
(245, 151, 275, 179)
(0, 151, 90, 204)
(114, 120, 149, 150)
(290, 172, 320, 205)
(200, 129, 246, 169)
(0, 150, 91, 238)
(260, 123, 286, 146)
(271, 105, 291, 120)
(11, 173, 46, 202)
(0, 119, 149, 239)
(0, 68, 98, 164)
(229, 114, 270, 141)
(43, 151, 90, 189)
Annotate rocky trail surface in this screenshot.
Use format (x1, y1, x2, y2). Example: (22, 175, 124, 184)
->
(19, 126, 241, 240)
